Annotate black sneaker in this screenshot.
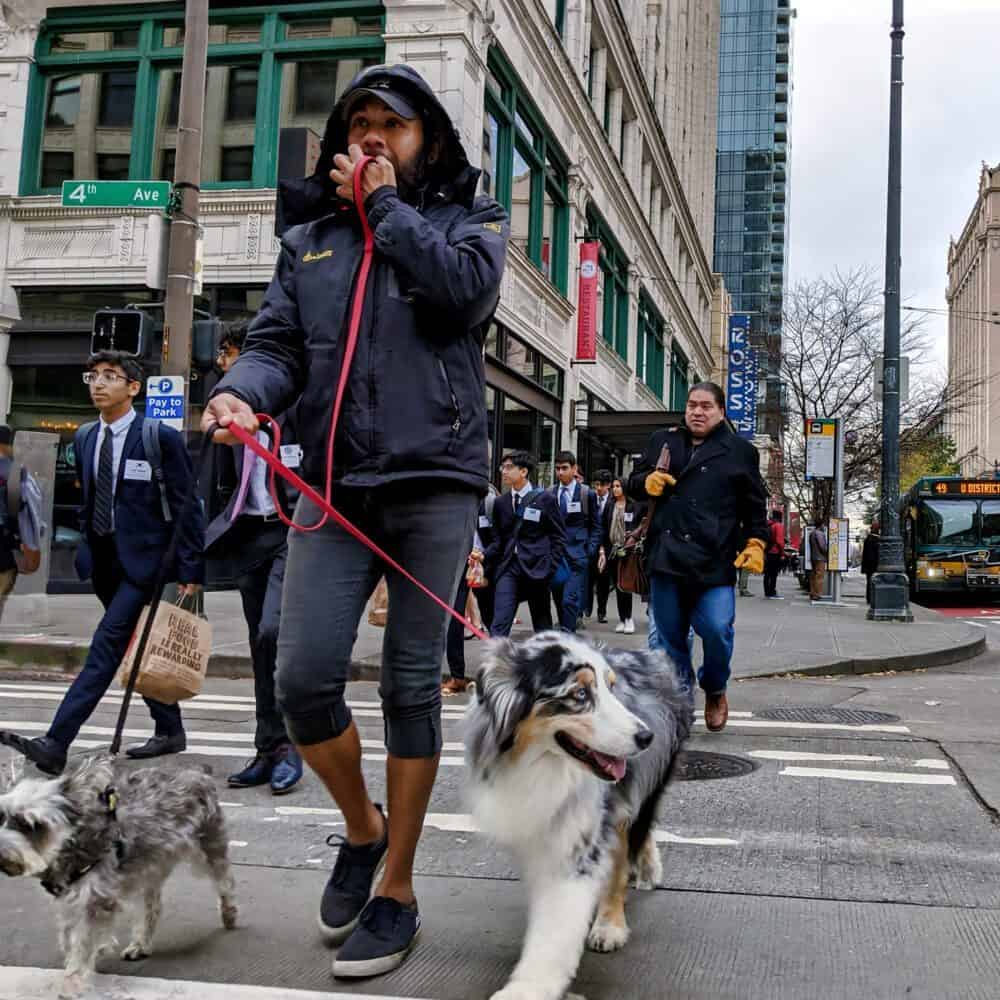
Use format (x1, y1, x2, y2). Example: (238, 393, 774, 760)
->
(318, 805, 388, 944)
(332, 896, 421, 979)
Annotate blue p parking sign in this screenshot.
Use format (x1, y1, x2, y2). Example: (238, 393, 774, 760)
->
(145, 375, 185, 431)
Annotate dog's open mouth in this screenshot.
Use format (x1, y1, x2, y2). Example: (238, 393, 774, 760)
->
(555, 732, 627, 782)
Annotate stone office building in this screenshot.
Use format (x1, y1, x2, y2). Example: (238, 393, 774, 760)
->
(0, 0, 723, 583)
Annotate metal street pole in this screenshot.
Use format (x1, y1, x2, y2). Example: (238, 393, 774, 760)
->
(831, 418, 844, 605)
(161, 0, 208, 429)
(869, 0, 913, 622)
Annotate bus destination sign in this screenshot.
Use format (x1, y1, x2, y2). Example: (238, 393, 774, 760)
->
(931, 481, 1000, 496)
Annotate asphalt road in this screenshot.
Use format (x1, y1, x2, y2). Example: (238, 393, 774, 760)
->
(2, 642, 1000, 1000)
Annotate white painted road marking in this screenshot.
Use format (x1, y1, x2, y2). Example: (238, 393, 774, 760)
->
(697, 719, 911, 734)
(0, 967, 432, 1000)
(749, 750, 886, 763)
(780, 766, 956, 786)
(914, 759, 951, 770)
(271, 806, 743, 848)
(0, 719, 465, 754)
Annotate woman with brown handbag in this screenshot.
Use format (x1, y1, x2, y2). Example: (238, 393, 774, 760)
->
(597, 478, 646, 635)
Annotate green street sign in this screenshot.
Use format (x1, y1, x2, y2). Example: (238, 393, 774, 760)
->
(61, 180, 171, 209)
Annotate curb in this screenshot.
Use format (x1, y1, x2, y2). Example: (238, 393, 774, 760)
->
(747, 631, 987, 679)
(0, 639, 385, 684)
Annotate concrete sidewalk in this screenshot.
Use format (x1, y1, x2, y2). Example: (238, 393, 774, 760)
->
(0, 570, 983, 682)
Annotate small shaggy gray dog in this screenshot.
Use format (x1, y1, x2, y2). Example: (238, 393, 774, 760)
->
(0, 754, 237, 998)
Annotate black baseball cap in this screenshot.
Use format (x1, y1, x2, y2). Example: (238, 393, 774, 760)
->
(342, 78, 419, 122)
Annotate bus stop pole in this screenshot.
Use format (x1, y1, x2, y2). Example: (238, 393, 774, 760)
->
(831, 418, 844, 605)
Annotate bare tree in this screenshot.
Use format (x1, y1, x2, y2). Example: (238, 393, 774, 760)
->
(780, 268, 982, 522)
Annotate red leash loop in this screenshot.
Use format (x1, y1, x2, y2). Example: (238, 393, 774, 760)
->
(232, 154, 488, 641)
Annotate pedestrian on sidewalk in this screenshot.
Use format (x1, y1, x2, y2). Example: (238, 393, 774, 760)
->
(809, 521, 829, 601)
(9, 352, 203, 776)
(862, 520, 880, 606)
(549, 450, 601, 633)
(599, 477, 645, 635)
(585, 469, 613, 622)
(205, 322, 302, 795)
(202, 64, 508, 979)
(442, 485, 498, 697)
(630, 382, 767, 733)
(763, 510, 785, 599)
(488, 451, 567, 637)
(0, 425, 43, 621)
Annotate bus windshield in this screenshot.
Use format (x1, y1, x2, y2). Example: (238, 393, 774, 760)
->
(917, 500, 978, 546)
(981, 502, 1000, 546)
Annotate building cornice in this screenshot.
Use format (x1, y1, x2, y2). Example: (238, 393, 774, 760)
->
(1, 191, 278, 221)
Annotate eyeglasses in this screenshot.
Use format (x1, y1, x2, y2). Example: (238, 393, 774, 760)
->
(82, 372, 130, 386)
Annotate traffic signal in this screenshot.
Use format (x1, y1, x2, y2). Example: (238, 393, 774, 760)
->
(91, 309, 156, 358)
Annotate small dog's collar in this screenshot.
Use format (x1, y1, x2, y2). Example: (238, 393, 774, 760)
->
(99, 784, 119, 819)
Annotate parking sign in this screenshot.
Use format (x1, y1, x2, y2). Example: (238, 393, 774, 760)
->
(145, 375, 185, 431)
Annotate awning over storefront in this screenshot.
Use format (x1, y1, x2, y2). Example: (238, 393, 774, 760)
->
(584, 409, 685, 456)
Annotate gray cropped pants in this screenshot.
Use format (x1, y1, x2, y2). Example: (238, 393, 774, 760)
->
(276, 487, 478, 758)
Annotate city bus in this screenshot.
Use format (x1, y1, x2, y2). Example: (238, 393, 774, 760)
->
(901, 476, 1000, 595)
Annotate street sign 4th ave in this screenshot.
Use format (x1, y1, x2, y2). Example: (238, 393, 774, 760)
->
(61, 180, 171, 209)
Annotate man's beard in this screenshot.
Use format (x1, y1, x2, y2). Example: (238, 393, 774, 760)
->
(394, 151, 431, 206)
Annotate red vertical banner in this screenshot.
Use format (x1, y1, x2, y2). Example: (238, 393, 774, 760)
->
(576, 241, 599, 363)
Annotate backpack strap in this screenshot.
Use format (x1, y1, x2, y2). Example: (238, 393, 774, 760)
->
(484, 490, 496, 523)
(141, 419, 173, 524)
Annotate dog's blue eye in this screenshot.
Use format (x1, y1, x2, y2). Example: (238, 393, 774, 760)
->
(574, 688, 589, 703)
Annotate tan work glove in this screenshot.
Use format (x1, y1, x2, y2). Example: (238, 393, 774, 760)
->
(733, 537, 766, 575)
(644, 470, 677, 497)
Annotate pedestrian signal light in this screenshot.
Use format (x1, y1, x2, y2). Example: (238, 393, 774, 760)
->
(91, 309, 154, 358)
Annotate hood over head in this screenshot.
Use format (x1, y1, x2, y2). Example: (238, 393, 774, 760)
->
(276, 63, 478, 235)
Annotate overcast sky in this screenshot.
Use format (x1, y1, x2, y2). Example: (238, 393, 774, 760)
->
(788, 0, 1000, 369)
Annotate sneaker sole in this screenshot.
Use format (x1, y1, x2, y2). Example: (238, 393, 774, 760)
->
(317, 852, 388, 946)
(332, 926, 421, 979)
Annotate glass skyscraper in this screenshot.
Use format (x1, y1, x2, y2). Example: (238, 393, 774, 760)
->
(714, 0, 793, 453)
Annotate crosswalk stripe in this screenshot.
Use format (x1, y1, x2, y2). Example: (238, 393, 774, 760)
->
(698, 719, 911, 734)
(0, 720, 465, 754)
(780, 766, 956, 785)
(749, 750, 886, 763)
(0, 689, 467, 719)
(46, 737, 466, 768)
(0, 967, 430, 1000)
(914, 759, 951, 770)
(269, 806, 742, 848)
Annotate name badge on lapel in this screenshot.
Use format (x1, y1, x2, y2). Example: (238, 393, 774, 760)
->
(624, 512, 634, 523)
(124, 460, 152, 482)
(567, 502, 582, 514)
(524, 507, 542, 523)
(280, 444, 303, 469)
(478, 515, 492, 528)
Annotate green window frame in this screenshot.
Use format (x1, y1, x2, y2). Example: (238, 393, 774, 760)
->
(586, 204, 630, 363)
(637, 292, 665, 400)
(670, 343, 690, 409)
(22, 2, 385, 195)
(484, 48, 569, 295)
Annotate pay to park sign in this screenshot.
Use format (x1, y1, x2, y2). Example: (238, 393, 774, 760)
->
(62, 180, 171, 209)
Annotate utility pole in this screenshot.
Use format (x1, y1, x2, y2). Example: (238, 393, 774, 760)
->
(869, 0, 913, 622)
(161, 0, 209, 430)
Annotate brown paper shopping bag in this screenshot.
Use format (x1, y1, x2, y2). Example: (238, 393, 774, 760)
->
(118, 597, 213, 704)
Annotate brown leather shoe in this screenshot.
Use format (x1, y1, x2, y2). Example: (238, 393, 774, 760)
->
(704, 692, 729, 732)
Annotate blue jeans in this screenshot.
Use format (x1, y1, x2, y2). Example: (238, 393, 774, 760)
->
(650, 573, 735, 695)
(277, 488, 477, 758)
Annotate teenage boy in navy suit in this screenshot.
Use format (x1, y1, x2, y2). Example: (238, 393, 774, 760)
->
(488, 451, 567, 637)
(549, 450, 602, 632)
(8, 351, 204, 776)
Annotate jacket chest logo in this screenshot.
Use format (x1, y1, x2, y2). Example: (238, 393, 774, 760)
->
(302, 249, 333, 263)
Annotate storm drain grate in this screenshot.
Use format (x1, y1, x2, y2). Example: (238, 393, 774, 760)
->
(754, 706, 901, 725)
(673, 750, 759, 781)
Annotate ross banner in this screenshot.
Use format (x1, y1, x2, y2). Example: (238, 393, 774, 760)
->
(725, 314, 757, 438)
(575, 241, 600, 363)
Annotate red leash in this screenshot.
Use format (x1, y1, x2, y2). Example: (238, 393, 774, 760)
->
(225, 155, 489, 641)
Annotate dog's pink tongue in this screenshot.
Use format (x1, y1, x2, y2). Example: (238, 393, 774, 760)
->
(593, 751, 627, 782)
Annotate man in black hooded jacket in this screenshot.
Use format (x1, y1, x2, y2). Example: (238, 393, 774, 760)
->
(203, 64, 508, 978)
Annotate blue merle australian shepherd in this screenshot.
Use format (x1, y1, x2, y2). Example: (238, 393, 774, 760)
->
(465, 631, 693, 1000)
